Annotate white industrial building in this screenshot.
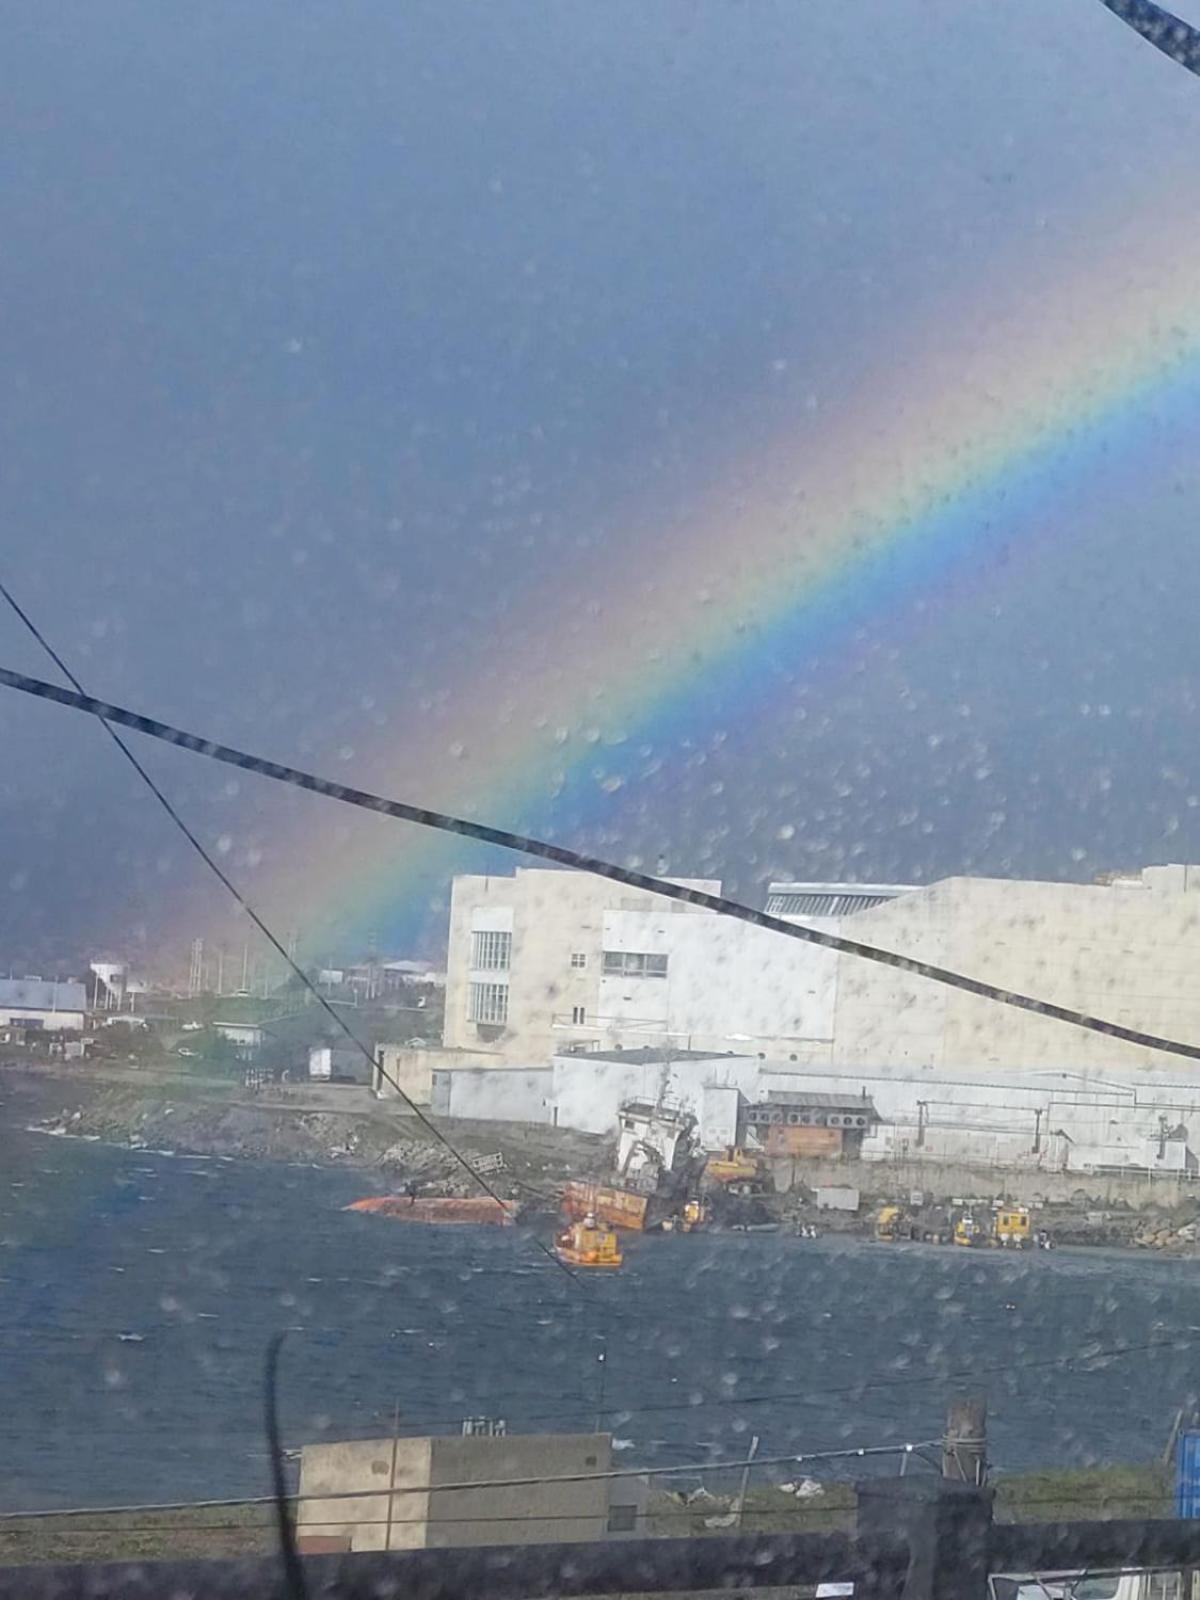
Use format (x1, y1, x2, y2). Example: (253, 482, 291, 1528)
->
(440, 863, 1200, 1077)
(441, 867, 914, 1064)
(395, 862, 1200, 1177)
(0, 978, 88, 1032)
(377, 1039, 1200, 1178)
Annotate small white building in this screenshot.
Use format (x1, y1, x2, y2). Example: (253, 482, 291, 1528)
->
(309, 1044, 372, 1084)
(212, 1021, 267, 1059)
(0, 978, 87, 1033)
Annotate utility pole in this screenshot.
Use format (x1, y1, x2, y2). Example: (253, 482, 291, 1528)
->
(594, 1336, 607, 1432)
(942, 1394, 988, 1486)
(733, 1435, 761, 1529)
(384, 1398, 401, 1551)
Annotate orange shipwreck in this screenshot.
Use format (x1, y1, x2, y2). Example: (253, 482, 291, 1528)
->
(562, 1180, 650, 1231)
(555, 1214, 623, 1269)
(346, 1195, 517, 1226)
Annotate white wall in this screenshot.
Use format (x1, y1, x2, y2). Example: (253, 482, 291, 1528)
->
(831, 869, 1200, 1074)
(375, 1045, 507, 1105)
(597, 910, 839, 1058)
(701, 1084, 743, 1151)
(0, 1008, 85, 1032)
(431, 1068, 555, 1125)
(759, 1059, 1200, 1174)
(442, 870, 721, 1061)
(551, 1053, 761, 1136)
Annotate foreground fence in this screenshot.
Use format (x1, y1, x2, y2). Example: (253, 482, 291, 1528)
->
(5, 1476, 1200, 1600)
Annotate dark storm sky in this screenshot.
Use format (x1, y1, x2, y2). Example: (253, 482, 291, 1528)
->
(2, 1, 1200, 969)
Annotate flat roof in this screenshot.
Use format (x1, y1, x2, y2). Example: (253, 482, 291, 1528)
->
(0, 978, 87, 1011)
(559, 1047, 746, 1066)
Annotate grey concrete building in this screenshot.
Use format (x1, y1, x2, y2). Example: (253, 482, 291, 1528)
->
(296, 1431, 644, 1552)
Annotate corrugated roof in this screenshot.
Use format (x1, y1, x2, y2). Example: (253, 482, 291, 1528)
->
(765, 891, 899, 917)
(0, 978, 87, 1012)
(765, 1089, 875, 1109)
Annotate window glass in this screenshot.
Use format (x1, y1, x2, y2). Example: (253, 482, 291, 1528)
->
(4, 0, 1200, 1586)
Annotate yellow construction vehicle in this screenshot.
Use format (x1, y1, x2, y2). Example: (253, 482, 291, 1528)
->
(954, 1205, 1033, 1248)
(705, 1148, 769, 1194)
(993, 1205, 1031, 1248)
(875, 1204, 905, 1241)
(953, 1211, 983, 1247)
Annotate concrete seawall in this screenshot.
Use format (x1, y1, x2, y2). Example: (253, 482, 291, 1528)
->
(776, 1154, 1198, 1209)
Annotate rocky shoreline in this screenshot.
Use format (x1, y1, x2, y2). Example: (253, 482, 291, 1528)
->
(11, 1069, 605, 1199)
(9, 1063, 1200, 1251)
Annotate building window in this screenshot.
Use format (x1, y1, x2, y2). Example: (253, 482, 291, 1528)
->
(471, 931, 512, 971)
(607, 1504, 638, 1534)
(571, 1005, 586, 1025)
(570, 952, 587, 969)
(601, 951, 668, 978)
(468, 981, 509, 1025)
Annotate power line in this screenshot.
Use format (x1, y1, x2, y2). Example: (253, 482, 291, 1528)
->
(0, 1484, 1176, 1540)
(3, 664, 1200, 1066)
(0, 1502, 860, 1537)
(0, 585, 581, 1294)
(1098, 0, 1200, 76)
(0, 1462, 1172, 1536)
(0, 1439, 937, 1525)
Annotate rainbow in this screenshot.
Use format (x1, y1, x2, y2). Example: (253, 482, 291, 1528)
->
(231, 197, 1200, 952)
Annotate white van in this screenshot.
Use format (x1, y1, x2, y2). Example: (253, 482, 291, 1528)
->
(990, 1571, 1184, 1600)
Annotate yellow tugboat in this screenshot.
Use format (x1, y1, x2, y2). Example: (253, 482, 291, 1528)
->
(555, 1213, 623, 1269)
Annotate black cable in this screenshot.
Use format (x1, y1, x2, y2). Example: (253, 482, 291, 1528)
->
(1097, 0, 1200, 76)
(264, 1333, 307, 1600)
(3, 663, 1200, 1066)
(0, 1481, 1175, 1539)
(0, 591, 582, 1292)
(0, 1439, 936, 1529)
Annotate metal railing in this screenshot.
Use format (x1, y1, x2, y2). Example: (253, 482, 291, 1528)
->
(5, 1476, 1200, 1600)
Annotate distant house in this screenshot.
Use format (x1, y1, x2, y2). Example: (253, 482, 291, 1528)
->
(0, 978, 87, 1033)
(211, 1021, 269, 1060)
(308, 1044, 371, 1084)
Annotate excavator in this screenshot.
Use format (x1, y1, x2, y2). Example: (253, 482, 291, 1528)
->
(875, 1204, 912, 1242)
(704, 1146, 771, 1197)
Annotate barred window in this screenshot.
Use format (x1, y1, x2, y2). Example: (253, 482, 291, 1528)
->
(602, 950, 668, 978)
(471, 930, 512, 971)
(468, 981, 509, 1025)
